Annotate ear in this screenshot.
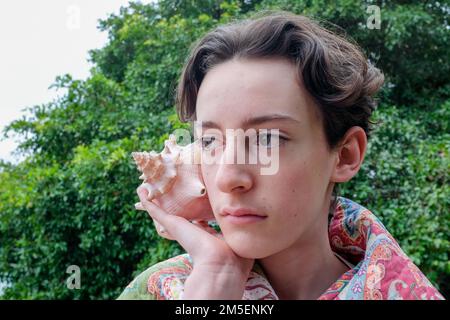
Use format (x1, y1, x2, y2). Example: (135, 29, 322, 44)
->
(330, 126, 367, 183)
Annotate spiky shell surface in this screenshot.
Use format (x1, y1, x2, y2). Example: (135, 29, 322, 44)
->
(132, 134, 214, 221)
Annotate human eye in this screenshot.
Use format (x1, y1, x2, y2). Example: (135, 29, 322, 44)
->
(256, 130, 287, 148)
(200, 136, 218, 150)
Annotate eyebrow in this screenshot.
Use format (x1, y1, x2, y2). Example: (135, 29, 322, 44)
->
(198, 113, 300, 130)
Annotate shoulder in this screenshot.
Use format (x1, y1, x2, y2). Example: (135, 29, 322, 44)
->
(117, 253, 193, 300)
(330, 197, 444, 300)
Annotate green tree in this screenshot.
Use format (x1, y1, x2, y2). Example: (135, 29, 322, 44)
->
(257, 0, 450, 107)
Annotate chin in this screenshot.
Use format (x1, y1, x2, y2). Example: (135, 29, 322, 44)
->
(224, 233, 273, 259)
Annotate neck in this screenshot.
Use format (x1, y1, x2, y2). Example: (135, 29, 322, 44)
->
(257, 203, 349, 300)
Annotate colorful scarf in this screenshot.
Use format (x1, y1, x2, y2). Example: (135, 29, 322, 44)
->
(118, 197, 444, 300)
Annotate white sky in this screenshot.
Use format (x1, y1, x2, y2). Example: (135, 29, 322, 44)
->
(0, 0, 153, 163)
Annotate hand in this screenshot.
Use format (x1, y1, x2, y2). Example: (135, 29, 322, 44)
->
(135, 198, 217, 241)
(134, 196, 215, 223)
(136, 186, 255, 298)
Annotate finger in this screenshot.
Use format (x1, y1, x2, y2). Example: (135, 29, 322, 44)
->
(191, 220, 223, 238)
(154, 219, 166, 233)
(153, 219, 176, 240)
(136, 187, 221, 256)
(135, 201, 174, 239)
(135, 202, 145, 210)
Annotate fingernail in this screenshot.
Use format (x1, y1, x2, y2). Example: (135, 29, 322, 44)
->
(135, 202, 144, 210)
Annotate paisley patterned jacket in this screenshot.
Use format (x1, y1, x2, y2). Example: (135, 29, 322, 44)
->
(117, 197, 444, 300)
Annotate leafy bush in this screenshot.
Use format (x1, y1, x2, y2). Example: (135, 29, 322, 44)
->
(340, 103, 450, 295)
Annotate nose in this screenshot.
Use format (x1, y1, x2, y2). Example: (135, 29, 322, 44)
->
(214, 141, 253, 194)
(215, 163, 253, 193)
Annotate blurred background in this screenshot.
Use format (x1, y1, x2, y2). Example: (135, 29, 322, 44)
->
(0, 0, 448, 299)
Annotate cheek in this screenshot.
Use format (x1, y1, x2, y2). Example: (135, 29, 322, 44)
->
(281, 143, 332, 192)
(277, 158, 316, 196)
(266, 156, 326, 220)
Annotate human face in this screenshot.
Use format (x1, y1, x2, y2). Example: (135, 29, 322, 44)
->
(195, 57, 338, 259)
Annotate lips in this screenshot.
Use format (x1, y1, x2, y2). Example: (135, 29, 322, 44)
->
(220, 207, 267, 218)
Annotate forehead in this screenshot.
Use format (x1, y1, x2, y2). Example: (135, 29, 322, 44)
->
(195, 57, 320, 128)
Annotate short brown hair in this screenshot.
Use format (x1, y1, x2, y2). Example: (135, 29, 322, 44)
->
(175, 10, 384, 212)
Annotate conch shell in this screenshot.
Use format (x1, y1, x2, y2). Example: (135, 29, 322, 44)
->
(132, 134, 214, 221)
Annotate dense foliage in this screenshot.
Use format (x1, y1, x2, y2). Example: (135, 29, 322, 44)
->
(1, 0, 448, 299)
